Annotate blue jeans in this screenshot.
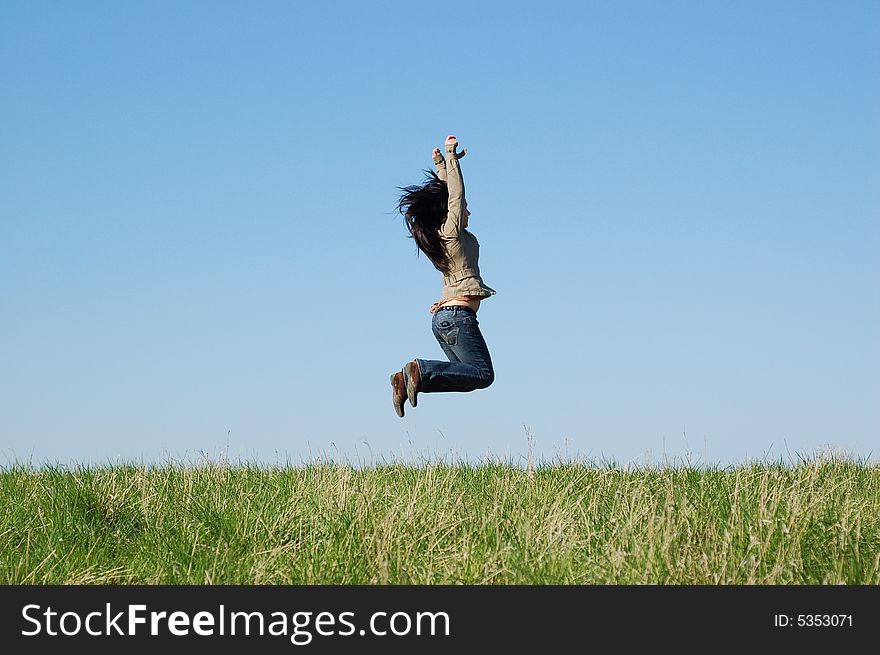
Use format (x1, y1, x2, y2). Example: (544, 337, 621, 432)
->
(415, 306, 494, 393)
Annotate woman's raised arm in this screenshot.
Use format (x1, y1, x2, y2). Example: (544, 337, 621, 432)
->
(440, 135, 467, 237)
(433, 147, 448, 182)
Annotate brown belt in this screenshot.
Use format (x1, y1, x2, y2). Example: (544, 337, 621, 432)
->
(430, 296, 478, 313)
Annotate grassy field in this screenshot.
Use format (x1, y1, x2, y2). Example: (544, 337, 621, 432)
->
(1, 457, 878, 584)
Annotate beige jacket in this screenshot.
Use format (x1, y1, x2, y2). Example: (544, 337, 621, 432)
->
(432, 140, 496, 302)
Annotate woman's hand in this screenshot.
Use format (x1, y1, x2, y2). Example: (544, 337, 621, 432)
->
(445, 135, 466, 159)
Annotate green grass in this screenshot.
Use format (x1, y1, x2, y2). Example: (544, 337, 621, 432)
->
(1, 457, 879, 584)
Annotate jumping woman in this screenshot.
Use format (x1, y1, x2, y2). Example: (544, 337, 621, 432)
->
(391, 135, 496, 417)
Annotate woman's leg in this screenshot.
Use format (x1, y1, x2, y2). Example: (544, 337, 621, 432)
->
(432, 322, 461, 364)
(415, 307, 494, 393)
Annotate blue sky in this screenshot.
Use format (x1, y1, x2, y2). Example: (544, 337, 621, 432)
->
(2, 1, 878, 466)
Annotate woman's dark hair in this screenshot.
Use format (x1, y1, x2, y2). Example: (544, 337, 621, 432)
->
(396, 171, 450, 274)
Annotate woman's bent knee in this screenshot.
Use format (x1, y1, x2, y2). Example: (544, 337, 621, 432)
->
(475, 369, 494, 390)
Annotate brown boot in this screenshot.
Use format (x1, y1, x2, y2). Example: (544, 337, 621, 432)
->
(390, 371, 406, 418)
(404, 360, 421, 407)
